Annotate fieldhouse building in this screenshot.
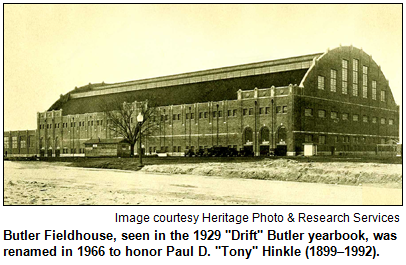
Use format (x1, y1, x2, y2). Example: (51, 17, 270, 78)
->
(4, 46, 400, 157)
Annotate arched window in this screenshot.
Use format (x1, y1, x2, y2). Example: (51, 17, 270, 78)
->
(243, 127, 253, 144)
(277, 126, 287, 144)
(260, 127, 270, 143)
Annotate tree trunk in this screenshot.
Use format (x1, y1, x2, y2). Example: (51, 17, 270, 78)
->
(130, 143, 135, 157)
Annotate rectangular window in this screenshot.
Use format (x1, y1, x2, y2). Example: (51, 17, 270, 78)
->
(186, 113, 189, 119)
(305, 108, 313, 117)
(173, 114, 177, 120)
(318, 110, 326, 118)
(363, 66, 368, 98)
(342, 82, 348, 95)
(20, 138, 26, 148)
(178, 114, 181, 120)
(342, 59, 348, 94)
(191, 113, 194, 119)
(233, 109, 237, 116)
(173, 146, 177, 152)
(363, 115, 368, 123)
(389, 119, 394, 125)
(276, 106, 282, 113)
(12, 137, 17, 148)
(259, 108, 263, 114)
(304, 134, 313, 142)
(249, 108, 253, 115)
(331, 111, 338, 119)
(352, 59, 359, 97)
(228, 110, 232, 116)
(318, 76, 325, 90)
(91, 121, 93, 126)
(4, 137, 9, 148)
(265, 107, 270, 114)
(243, 109, 248, 116)
(204, 112, 208, 118)
(165, 115, 168, 121)
(283, 106, 288, 113)
(353, 59, 359, 72)
(381, 118, 386, 125)
(218, 111, 222, 118)
(381, 90, 386, 102)
(372, 81, 377, 100)
(212, 111, 216, 118)
(353, 83, 358, 96)
(330, 69, 337, 92)
(342, 113, 348, 120)
(319, 135, 326, 144)
(334, 136, 339, 143)
(372, 117, 377, 123)
(199, 112, 203, 119)
(353, 114, 359, 122)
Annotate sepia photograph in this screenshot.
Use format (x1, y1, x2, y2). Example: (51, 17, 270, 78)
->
(3, 4, 402, 205)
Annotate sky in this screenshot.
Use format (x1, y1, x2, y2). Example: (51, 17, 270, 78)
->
(3, 4, 403, 140)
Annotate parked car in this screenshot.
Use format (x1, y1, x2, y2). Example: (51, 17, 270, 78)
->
(184, 148, 195, 157)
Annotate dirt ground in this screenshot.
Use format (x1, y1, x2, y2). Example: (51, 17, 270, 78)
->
(3, 161, 402, 205)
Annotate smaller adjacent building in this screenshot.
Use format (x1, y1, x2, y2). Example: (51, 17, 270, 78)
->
(4, 130, 37, 157)
(84, 138, 131, 157)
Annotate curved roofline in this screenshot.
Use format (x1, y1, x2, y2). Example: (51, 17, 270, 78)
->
(298, 47, 336, 88)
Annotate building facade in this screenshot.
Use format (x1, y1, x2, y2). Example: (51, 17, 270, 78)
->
(4, 46, 400, 157)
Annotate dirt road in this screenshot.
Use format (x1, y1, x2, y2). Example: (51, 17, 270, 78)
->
(3, 161, 401, 205)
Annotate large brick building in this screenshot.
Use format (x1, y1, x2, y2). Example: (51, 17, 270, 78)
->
(4, 46, 400, 157)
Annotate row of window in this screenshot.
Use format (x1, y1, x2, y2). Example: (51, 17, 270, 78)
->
(317, 59, 386, 101)
(4, 136, 33, 149)
(304, 108, 395, 125)
(61, 148, 85, 154)
(305, 134, 393, 145)
(40, 120, 105, 129)
(147, 145, 240, 154)
(161, 106, 288, 122)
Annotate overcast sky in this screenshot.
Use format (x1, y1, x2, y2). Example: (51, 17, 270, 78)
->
(3, 4, 402, 139)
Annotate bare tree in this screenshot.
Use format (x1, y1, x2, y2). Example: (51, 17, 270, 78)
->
(103, 99, 158, 157)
